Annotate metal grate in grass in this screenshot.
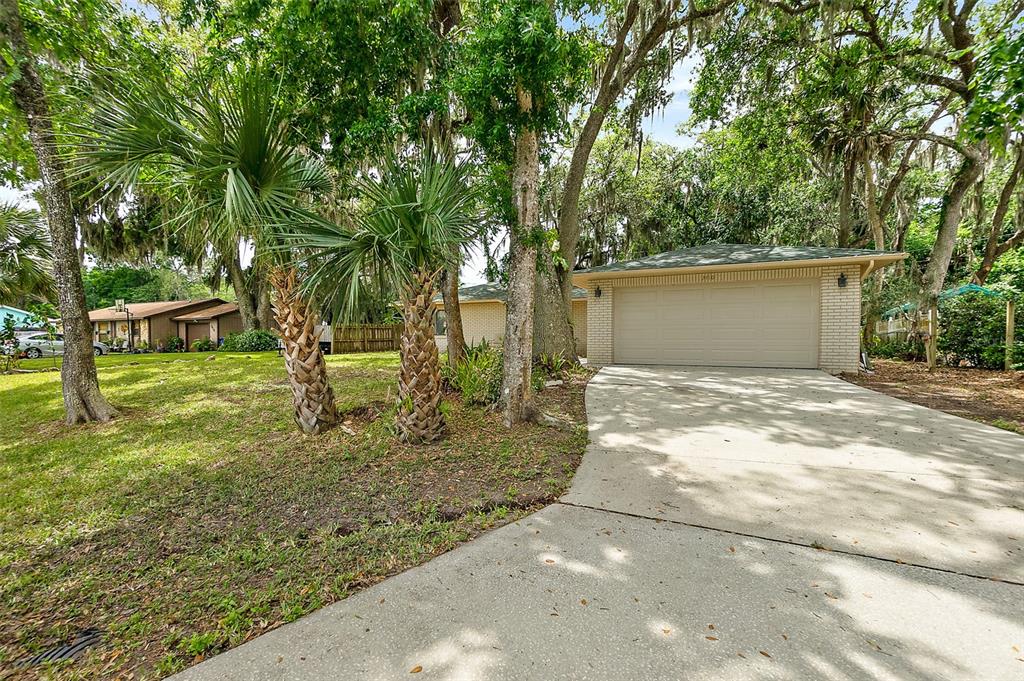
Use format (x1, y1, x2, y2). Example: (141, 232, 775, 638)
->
(12, 628, 103, 668)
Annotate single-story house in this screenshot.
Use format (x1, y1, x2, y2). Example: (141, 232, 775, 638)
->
(572, 244, 905, 373)
(0, 304, 34, 329)
(172, 302, 243, 347)
(433, 283, 589, 356)
(88, 298, 241, 349)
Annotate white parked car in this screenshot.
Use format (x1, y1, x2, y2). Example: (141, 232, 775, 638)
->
(16, 332, 110, 358)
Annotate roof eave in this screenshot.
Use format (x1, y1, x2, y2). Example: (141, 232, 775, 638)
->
(572, 253, 908, 284)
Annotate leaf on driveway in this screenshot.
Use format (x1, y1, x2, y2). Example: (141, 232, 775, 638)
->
(410, 665, 423, 673)
(759, 651, 772, 658)
(706, 636, 718, 641)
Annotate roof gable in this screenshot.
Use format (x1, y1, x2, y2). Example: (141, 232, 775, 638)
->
(89, 298, 224, 322)
(576, 244, 903, 277)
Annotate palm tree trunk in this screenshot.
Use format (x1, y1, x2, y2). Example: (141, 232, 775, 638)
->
(397, 268, 445, 444)
(270, 266, 338, 435)
(0, 0, 115, 424)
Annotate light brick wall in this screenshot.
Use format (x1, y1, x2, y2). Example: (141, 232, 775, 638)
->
(586, 283, 614, 366)
(819, 265, 862, 373)
(461, 302, 506, 347)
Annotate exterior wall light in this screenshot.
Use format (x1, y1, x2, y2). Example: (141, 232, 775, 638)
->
(838, 273, 847, 288)
(595, 286, 602, 298)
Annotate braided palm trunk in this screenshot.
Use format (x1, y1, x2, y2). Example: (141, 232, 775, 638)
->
(397, 269, 445, 444)
(270, 266, 339, 435)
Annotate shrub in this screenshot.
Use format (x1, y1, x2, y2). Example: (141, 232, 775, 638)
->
(220, 329, 278, 352)
(443, 340, 502, 405)
(165, 335, 185, 352)
(190, 337, 216, 352)
(938, 291, 1022, 369)
(537, 351, 570, 377)
(867, 336, 924, 361)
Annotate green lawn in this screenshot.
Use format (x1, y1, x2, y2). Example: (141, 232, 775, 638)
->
(1, 351, 588, 678)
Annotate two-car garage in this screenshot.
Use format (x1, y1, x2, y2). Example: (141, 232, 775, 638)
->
(612, 280, 820, 368)
(576, 244, 906, 374)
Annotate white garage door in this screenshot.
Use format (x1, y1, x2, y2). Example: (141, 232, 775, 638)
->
(613, 281, 819, 368)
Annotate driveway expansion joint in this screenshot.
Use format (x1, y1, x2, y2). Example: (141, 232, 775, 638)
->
(554, 500, 1024, 587)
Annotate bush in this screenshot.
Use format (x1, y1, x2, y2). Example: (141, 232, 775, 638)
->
(867, 336, 924, 361)
(443, 340, 502, 405)
(165, 335, 185, 352)
(190, 337, 217, 352)
(938, 291, 1022, 369)
(220, 329, 278, 352)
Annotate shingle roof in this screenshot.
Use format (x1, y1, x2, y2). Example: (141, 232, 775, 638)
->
(88, 299, 223, 322)
(171, 302, 240, 321)
(577, 244, 902, 276)
(434, 283, 588, 304)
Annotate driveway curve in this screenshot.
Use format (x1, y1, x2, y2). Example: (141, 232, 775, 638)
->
(174, 366, 1024, 681)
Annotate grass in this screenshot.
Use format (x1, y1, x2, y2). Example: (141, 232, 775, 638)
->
(0, 351, 589, 679)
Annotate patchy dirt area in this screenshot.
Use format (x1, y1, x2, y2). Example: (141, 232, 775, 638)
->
(842, 359, 1024, 434)
(0, 353, 591, 680)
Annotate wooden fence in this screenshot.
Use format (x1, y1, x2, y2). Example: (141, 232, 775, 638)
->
(331, 324, 400, 354)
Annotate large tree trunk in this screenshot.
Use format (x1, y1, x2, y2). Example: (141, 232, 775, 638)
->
(533, 259, 577, 360)
(440, 260, 466, 365)
(923, 146, 988, 300)
(501, 86, 540, 427)
(0, 0, 115, 424)
(256, 277, 274, 330)
(973, 145, 1024, 284)
(227, 253, 259, 330)
(397, 268, 446, 443)
(270, 266, 338, 435)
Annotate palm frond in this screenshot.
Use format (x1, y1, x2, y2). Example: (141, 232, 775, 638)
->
(280, 149, 481, 322)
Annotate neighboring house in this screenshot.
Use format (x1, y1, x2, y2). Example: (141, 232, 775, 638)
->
(88, 299, 230, 349)
(875, 283, 1001, 339)
(0, 304, 34, 329)
(434, 283, 588, 356)
(573, 244, 905, 373)
(172, 302, 243, 347)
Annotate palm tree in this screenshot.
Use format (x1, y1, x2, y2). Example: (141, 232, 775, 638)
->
(286, 151, 479, 444)
(0, 203, 55, 306)
(76, 66, 340, 434)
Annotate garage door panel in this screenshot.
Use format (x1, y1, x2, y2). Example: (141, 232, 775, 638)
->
(613, 281, 818, 368)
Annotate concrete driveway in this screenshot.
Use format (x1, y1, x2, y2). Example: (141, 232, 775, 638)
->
(565, 366, 1024, 582)
(176, 366, 1024, 681)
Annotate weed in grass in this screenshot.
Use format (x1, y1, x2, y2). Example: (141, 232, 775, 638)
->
(0, 351, 589, 678)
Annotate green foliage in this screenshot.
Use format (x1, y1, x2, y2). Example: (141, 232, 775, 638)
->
(967, 26, 1024, 141)
(0, 203, 54, 305)
(190, 337, 217, 352)
(165, 336, 185, 352)
(866, 337, 925, 362)
(198, 0, 438, 172)
(938, 292, 1021, 369)
(443, 340, 502, 405)
(82, 264, 211, 310)
(287, 149, 481, 322)
(537, 351, 569, 376)
(0, 316, 21, 372)
(76, 63, 333, 273)
(454, 0, 592, 162)
(220, 330, 278, 352)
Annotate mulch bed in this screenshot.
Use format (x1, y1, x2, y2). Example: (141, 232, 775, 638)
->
(841, 359, 1024, 433)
